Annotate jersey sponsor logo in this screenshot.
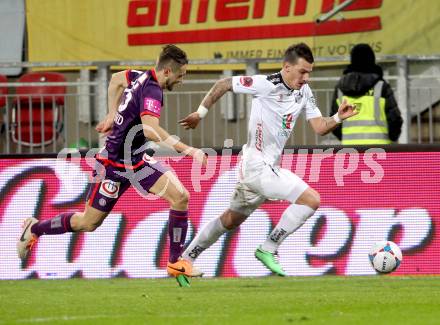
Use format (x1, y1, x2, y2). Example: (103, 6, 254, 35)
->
(240, 76, 253, 87)
(99, 180, 120, 199)
(143, 97, 161, 116)
(255, 123, 263, 151)
(114, 112, 124, 125)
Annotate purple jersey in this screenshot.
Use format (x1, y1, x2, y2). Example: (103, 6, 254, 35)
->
(99, 69, 163, 167)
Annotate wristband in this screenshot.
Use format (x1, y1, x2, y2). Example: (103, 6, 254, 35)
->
(197, 105, 209, 119)
(332, 113, 342, 124)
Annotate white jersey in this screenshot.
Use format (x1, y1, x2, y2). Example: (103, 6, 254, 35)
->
(232, 73, 322, 170)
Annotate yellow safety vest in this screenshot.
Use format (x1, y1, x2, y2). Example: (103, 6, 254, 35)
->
(337, 81, 391, 145)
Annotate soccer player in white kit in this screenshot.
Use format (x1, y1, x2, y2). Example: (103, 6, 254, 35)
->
(179, 43, 357, 276)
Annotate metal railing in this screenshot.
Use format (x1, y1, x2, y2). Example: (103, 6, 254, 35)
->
(0, 56, 439, 154)
(409, 73, 440, 143)
(0, 81, 98, 154)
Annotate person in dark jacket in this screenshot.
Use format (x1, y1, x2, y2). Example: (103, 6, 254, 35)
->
(331, 43, 403, 144)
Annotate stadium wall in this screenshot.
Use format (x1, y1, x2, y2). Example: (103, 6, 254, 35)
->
(0, 148, 439, 279)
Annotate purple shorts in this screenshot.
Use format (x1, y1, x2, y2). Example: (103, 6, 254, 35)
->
(86, 158, 169, 212)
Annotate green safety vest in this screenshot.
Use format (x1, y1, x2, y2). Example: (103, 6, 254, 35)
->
(337, 80, 391, 145)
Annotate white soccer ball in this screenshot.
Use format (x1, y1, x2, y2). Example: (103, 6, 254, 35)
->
(368, 241, 402, 273)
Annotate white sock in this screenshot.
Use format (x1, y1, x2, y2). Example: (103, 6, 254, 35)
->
(182, 217, 228, 262)
(261, 204, 315, 253)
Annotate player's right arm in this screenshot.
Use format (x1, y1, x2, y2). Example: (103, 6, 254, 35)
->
(142, 115, 207, 165)
(200, 77, 233, 108)
(179, 75, 271, 129)
(96, 71, 129, 134)
(179, 77, 232, 129)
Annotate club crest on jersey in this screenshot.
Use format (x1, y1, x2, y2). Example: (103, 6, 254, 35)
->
(99, 180, 120, 199)
(240, 76, 253, 87)
(294, 92, 303, 103)
(282, 113, 293, 129)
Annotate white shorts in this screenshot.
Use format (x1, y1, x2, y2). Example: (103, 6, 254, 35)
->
(229, 164, 309, 216)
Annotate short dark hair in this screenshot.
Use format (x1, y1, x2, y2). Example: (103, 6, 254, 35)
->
(350, 43, 375, 69)
(156, 44, 188, 71)
(283, 43, 314, 64)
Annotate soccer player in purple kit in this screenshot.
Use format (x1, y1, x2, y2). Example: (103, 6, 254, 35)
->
(17, 45, 205, 286)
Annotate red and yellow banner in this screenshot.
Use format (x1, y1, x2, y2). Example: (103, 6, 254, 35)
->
(26, 0, 440, 62)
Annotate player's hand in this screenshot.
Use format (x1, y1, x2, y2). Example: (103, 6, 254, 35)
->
(179, 112, 201, 130)
(190, 148, 207, 166)
(337, 99, 358, 120)
(96, 113, 115, 134)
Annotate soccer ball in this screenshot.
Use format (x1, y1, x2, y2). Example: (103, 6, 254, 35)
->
(368, 241, 402, 273)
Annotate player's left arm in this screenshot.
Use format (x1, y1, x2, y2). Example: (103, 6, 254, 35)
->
(309, 98, 358, 136)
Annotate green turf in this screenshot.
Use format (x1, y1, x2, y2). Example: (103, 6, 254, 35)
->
(0, 276, 439, 324)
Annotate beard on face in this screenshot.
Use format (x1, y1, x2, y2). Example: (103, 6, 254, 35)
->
(166, 79, 173, 91)
(166, 79, 179, 91)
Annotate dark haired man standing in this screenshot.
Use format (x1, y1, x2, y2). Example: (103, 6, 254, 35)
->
(18, 45, 205, 285)
(178, 43, 357, 277)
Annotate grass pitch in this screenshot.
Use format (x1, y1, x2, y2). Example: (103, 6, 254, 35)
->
(0, 276, 439, 324)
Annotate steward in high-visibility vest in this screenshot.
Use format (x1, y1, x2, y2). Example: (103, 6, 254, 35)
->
(331, 44, 403, 145)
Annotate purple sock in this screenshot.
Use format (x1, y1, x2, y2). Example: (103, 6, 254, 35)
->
(31, 212, 75, 237)
(168, 210, 188, 263)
